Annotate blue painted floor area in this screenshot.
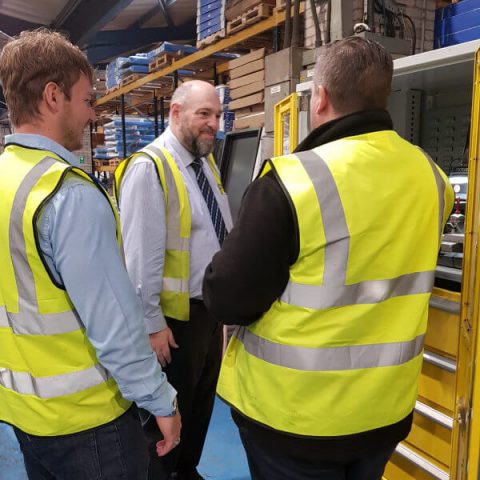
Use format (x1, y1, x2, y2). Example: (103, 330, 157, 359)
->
(199, 397, 251, 480)
(0, 422, 28, 480)
(0, 397, 250, 480)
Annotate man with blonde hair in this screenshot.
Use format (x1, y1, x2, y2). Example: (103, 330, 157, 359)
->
(0, 29, 180, 480)
(115, 80, 232, 480)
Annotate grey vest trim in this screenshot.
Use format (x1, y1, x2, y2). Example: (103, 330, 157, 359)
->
(235, 327, 425, 371)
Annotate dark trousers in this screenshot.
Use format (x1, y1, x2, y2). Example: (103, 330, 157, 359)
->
(13, 406, 149, 480)
(239, 426, 396, 480)
(145, 300, 222, 480)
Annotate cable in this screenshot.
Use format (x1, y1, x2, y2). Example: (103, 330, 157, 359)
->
(399, 12, 417, 54)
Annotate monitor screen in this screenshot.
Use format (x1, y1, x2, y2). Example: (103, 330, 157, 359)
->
(220, 129, 262, 223)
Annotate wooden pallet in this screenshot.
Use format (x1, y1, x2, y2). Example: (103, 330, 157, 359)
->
(106, 85, 119, 95)
(149, 53, 180, 72)
(227, 4, 273, 35)
(197, 28, 226, 49)
(120, 73, 146, 87)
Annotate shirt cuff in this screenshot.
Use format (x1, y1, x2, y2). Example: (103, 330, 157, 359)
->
(144, 312, 168, 335)
(140, 377, 178, 417)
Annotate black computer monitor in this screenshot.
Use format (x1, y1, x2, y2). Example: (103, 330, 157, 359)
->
(220, 128, 262, 223)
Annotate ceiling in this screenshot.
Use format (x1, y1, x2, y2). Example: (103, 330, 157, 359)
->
(0, 0, 197, 64)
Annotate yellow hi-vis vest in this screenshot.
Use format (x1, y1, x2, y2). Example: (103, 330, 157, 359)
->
(114, 144, 224, 321)
(0, 145, 131, 436)
(217, 130, 453, 437)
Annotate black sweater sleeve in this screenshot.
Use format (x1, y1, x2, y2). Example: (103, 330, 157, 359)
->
(202, 172, 297, 326)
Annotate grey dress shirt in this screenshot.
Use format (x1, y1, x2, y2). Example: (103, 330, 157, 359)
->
(118, 127, 233, 334)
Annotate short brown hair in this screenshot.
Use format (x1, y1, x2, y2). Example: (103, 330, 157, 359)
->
(314, 36, 393, 115)
(0, 28, 94, 126)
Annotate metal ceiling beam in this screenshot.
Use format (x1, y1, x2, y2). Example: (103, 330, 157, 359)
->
(129, 0, 176, 29)
(86, 20, 195, 65)
(158, 0, 173, 27)
(0, 14, 43, 36)
(52, 0, 136, 46)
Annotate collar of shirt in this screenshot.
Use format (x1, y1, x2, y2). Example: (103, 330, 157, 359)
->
(5, 133, 80, 166)
(156, 127, 202, 168)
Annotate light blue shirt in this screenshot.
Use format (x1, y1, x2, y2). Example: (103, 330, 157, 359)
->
(118, 127, 233, 333)
(4, 133, 176, 417)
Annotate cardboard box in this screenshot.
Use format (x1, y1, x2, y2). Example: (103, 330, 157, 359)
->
(229, 91, 264, 110)
(230, 80, 265, 100)
(265, 47, 303, 86)
(299, 67, 315, 83)
(264, 79, 298, 132)
(260, 134, 274, 160)
(229, 49, 265, 71)
(229, 70, 264, 89)
(234, 104, 264, 118)
(234, 112, 265, 129)
(230, 58, 264, 80)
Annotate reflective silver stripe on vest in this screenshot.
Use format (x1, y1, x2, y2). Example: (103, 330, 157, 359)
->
(6, 156, 83, 335)
(278, 150, 441, 309)
(0, 364, 110, 399)
(0, 305, 82, 335)
(146, 145, 189, 252)
(296, 151, 350, 284)
(281, 270, 435, 309)
(9, 157, 58, 313)
(235, 327, 425, 371)
(163, 277, 189, 294)
(420, 148, 446, 243)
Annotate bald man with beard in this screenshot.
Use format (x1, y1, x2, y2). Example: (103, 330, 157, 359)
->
(116, 81, 233, 480)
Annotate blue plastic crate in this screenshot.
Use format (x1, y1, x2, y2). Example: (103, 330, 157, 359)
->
(437, 0, 480, 20)
(198, 7, 224, 24)
(197, 17, 224, 35)
(199, 1, 223, 15)
(197, 23, 224, 40)
(435, 24, 480, 47)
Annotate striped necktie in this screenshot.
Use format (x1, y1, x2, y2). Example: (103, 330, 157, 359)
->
(191, 157, 227, 245)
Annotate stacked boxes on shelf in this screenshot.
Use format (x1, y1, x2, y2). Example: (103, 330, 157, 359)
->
(264, 47, 303, 133)
(197, 0, 226, 47)
(93, 116, 159, 160)
(105, 53, 155, 90)
(216, 85, 234, 133)
(435, 0, 480, 48)
(227, 48, 266, 130)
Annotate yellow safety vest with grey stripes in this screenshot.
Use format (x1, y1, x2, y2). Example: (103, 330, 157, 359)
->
(114, 144, 224, 321)
(217, 130, 453, 437)
(0, 145, 131, 436)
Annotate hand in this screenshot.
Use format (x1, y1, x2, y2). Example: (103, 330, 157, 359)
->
(155, 412, 182, 457)
(149, 328, 179, 367)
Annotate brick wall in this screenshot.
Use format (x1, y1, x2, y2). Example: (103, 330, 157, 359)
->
(305, 0, 436, 54)
(73, 127, 93, 173)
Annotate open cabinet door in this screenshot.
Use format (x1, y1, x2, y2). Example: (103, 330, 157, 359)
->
(458, 47, 480, 480)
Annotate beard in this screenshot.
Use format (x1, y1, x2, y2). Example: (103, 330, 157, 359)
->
(180, 124, 216, 157)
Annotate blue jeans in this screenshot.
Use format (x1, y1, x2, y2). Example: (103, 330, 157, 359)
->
(13, 406, 149, 480)
(239, 426, 396, 480)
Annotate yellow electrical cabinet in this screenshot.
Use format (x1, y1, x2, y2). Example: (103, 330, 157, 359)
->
(383, 40, 480, 480)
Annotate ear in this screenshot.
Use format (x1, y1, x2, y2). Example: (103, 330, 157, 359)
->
(43, 82, 63, 114)
(170, 102, 181, 122)
(313, 85, 329, 116)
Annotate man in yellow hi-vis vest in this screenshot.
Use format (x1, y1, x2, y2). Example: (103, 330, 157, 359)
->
(115, 80, 233, 480)
(203, 37, 454, 480)
(0, 30, 180, 480)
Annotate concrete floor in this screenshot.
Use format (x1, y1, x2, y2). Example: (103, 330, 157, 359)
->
(0, 397, 250, 480)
